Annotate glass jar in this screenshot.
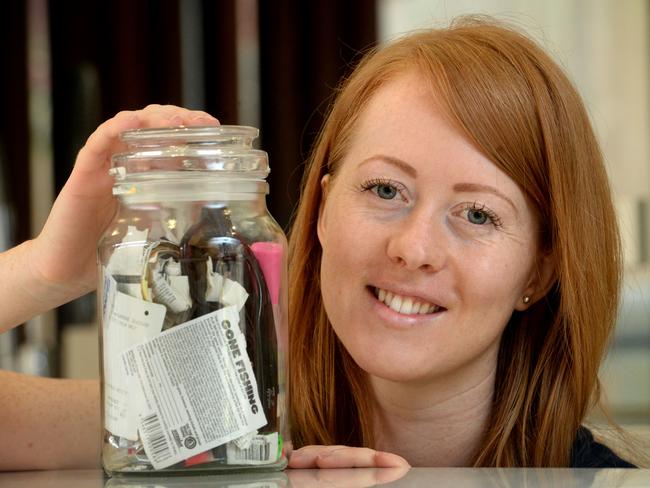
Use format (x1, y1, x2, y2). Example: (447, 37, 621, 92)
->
(99, 126, 289, 476)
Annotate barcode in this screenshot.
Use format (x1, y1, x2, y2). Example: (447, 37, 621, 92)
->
(140, 412, 172, 464)
(233, 438, 271, 462)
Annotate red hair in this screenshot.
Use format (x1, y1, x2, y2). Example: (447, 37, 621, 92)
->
(288, 17, 622, 466)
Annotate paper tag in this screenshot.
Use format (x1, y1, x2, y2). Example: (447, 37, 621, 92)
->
(122, 306, 267, 469)
(205, 257, 249, 311)
(151, 269, 192, 313)
(102, 272, 118, 326)
(103, 271, 166, 440)
(233, 430, 257, 450)
(227, 432, 279, 465)
(106, 226, 149, 276)
(117, 282, 145, 299)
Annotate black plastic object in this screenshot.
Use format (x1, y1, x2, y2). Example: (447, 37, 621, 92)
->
(180, 205, 279, 440)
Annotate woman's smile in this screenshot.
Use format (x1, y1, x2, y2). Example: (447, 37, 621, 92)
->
(373, 286, 444, 315)
(365, 285, 447, 328)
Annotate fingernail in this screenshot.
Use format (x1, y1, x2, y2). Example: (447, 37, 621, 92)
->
(375, 451, 410, 467)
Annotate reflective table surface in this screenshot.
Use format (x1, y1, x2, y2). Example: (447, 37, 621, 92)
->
(0, 468, 648, 488)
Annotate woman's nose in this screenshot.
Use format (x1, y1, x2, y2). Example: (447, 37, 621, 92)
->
(385, 210, 445, 272)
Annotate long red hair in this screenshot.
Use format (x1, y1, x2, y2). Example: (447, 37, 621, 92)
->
(288, 17, 622, 466)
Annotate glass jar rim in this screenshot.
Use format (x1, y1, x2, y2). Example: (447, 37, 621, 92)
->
(111, 125, 269, 179)
(120, 125, 259, 145)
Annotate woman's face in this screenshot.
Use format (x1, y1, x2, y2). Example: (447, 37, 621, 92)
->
(317, 72, 547, 385)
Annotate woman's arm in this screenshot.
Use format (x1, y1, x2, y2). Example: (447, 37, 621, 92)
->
(0, 371, 100, 470)
(0, 105, 219, 471)
(0, 105, 219, 334)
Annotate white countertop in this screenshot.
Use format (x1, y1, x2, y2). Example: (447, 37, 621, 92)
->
(0, 467, 648, 487)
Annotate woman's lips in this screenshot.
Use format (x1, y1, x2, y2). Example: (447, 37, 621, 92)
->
(372, 286, 444, 315)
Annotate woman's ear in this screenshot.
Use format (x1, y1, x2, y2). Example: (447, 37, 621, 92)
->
(516, 251, 556, 311)
(316, 174, 331, 246)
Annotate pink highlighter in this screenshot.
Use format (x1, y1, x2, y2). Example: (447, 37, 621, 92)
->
(251, 242, 283, 327)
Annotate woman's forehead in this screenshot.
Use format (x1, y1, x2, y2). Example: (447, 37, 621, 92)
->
(332, 73, 538, 221)
(343, 72, 461, 158)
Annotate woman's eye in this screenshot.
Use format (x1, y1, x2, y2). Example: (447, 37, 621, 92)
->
(375, 184, 398, 200)
(461, 203, 502, 228)
(359, 178, 406, 201)
(467, 208, 489, 225)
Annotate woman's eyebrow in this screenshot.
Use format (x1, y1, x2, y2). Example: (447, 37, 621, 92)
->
(358, 155, 417, 177)
(453, 182, 518, 213)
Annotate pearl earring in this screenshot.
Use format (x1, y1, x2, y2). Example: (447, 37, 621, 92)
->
(523, 296, 531, 304)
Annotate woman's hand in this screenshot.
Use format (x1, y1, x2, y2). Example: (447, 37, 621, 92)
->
(288, 445, 410, 469)
(31, 104, 219, 298)
(0, 105, 219, 332)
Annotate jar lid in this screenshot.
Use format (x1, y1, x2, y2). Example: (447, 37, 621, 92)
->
(111, 125, 269, 179)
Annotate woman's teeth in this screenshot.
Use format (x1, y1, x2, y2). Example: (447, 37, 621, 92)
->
(375, 287, 441, 315)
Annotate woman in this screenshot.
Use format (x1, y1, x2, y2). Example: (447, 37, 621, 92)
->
(287, 18, 634, 467)
(0, 18, 635, 469)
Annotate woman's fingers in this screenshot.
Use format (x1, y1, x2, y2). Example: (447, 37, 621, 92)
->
(135, 104, 219, 129)
(374, 450, 411, 468)
(75, 105, 219, 176)
(289, 445, 410, 469)
(74, 110, 140, 174)
(316, 447, 409, 469)
(34, 104, 220, 294)
(72, 105, 219, 199)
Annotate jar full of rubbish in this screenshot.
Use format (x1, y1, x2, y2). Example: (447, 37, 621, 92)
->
(98, 126, 289, 475)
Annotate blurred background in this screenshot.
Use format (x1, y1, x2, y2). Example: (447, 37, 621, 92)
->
(0, 0, 648, 439)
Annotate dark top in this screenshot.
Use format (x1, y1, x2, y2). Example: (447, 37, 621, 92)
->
(570, 427, 636, 468)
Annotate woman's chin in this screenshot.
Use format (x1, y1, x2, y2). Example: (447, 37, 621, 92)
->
(354, 354, 445, 385)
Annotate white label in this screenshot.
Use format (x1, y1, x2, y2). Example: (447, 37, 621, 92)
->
(205, 257, 249, 311)
(122, 306, 267, 469)
(103, 271, 166, 440)
(147, 255, 192, 313)
(117, 282, 145, 299)
(102, 272, 117, 325)
(151, 270, 192, 313)
(227, 432, 279, 465)
(106, 226, 149, 276)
